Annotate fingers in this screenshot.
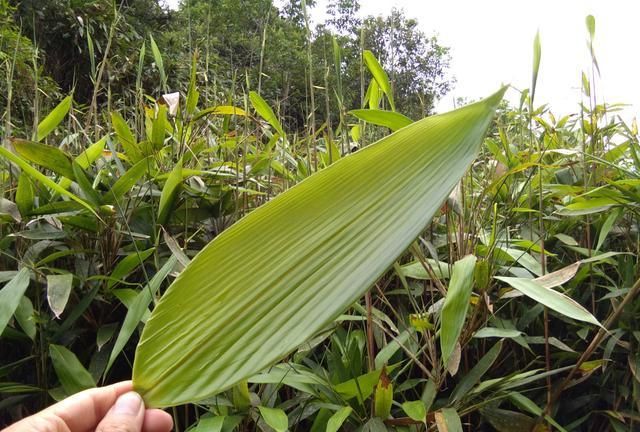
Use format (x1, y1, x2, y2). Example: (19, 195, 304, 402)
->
(49, 381, 133, 431)
(142, 410, 173, 432)
(2, 382, 172, 432)
(2, 381, 133, 432)
(95, 392, 145, 432)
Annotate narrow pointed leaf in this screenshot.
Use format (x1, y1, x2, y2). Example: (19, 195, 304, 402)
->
(157, 159, 183, 226)
(49, 344, 95, 395)
(149, 34, 167, 92)
(106, 158, 152, 204)
(350, 109, 413, 131)
(15, 296, 36, 340)
(496, 276, 602, 327)
(450, 340, 503, 403)
(191, 105, 247, 122)
(133, 89, 506, 407)
(531, 31, 541, 103)
(249, 91, 285, 137)
(440, 255, 477, 366)
(363, 50, 395, 111)
(107, 256, 177, 374)
(0, 269, 30, 336)
(12, 139, 75, 180)
(326, 406, 352, 432)
(0, 147, 98, 217)
(112, 112, 143, 163)
(36, 96, 72, 141)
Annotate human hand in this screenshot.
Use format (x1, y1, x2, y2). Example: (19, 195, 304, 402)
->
(3, 381, 173, 432)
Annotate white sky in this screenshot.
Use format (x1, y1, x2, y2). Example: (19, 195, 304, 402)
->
(167, 0, 639, 120)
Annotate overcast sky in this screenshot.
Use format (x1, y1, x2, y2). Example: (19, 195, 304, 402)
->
(167, 0, 639, 119)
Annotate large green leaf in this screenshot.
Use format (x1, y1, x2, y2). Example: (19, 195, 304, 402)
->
(132, 89, 505, 407)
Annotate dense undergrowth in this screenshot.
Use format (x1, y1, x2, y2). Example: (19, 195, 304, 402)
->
(1, 5, 639, 432)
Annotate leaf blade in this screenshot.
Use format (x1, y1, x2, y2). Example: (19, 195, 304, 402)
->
(496, 276, 602, 327)
(133, 89, 506, 407)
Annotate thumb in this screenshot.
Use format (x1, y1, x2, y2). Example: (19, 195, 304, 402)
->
(95, 391, 145, 432)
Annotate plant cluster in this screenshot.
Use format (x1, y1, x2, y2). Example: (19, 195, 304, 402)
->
(0, 5, 638, 432)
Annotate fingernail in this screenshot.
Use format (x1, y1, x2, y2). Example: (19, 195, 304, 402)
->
(112, 392, 143, 415)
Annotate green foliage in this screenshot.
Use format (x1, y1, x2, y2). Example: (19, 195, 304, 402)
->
(0, 5, 639, 432)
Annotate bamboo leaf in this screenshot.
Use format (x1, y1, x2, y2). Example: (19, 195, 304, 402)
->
(12, 139, 75, 180)
(47, 274, 74, 319)
(111, 112, 143, 163)
(36, 96, 72, 141)
(440, 255, 477, 366)
(49, 344, 95, 395)
(133, 89, 506, 407)
(15, 173, 34, 217)
(326, 407, 352, 432)
(496, 276, 602, 327)
(349, 109, 413, 131)
(0, 269, 30, 336)
(402, 400, 426, 423)
(107, 249, 155, 290)
(258, 406, 288, 432)
(450, 340, 503, 403)
(106, 158, 152, 204)
(157, 159, 183, 226)
(0, 148, 98, 217)
(191, 105, 247, 122)
(249, 91, 285, 137)
(435, 408, 463, 432)
(149, 34, 167, 93)
(107, 256, 177, 374)
(15, 296, 36, 340)
(151, 104, 168, 150)
(373, 368, 393, 419)
(363, 50, 395, 111)
(531, 31, 541, 103)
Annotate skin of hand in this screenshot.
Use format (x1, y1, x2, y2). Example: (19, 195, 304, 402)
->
(2, 381, 173, 432)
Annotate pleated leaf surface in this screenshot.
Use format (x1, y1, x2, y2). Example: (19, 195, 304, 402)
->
(132, 88, 506, 407)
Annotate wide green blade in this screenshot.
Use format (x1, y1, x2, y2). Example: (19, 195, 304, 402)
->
(133, 88, 506, 407)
